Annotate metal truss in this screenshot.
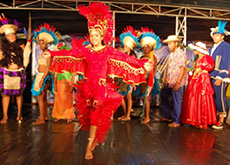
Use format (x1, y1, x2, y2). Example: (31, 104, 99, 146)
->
(176, 16, 187, 45)
(1, 0, 229, 20)
(1, 0, 230, 44)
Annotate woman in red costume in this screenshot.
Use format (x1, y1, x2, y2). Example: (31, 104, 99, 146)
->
(180, 42, 217, 129)
(46, 2, 153, 160)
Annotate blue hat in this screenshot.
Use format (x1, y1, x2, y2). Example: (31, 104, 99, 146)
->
(210, 20, 230, 37)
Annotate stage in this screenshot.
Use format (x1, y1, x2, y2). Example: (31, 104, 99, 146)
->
(0, 105, 230, 164)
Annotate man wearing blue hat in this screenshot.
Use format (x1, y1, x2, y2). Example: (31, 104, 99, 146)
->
(210, 20, 230, 129)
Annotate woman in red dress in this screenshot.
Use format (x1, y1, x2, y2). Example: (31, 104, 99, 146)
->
(180, 41, 217, 129)
(45, 2, 153, 159)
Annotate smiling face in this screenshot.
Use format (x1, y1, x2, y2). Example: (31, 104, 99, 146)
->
(38, 40, 47, 51)
(6, 33, 16, 43)
(89, 29, 104, 47)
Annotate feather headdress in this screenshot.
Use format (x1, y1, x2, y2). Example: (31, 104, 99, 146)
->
(0, 13, 21, 35)
(210, 20, 230, 37)
(139, 27, 161, 50)
(33, 23, 59, 44)
(78, 2, 114, 45)
(119, 25, 140, 50)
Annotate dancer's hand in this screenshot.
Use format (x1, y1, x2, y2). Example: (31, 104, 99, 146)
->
(144, 61, 153, 72)
(131, 84, 136, 91)
(214, 79, 222, 86)
(173, 83, 180, 91)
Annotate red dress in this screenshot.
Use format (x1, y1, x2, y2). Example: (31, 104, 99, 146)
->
(50, 46, 147, 143)
(180, 55, 217, 129)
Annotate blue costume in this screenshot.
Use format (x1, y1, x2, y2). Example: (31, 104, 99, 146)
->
(209, 40, 230, 117)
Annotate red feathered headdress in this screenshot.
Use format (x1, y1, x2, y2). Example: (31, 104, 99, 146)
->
(78, 2, 114, 45)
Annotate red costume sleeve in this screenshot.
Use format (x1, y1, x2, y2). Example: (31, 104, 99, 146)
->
(49, 48, 87, 75)
(107, 47, 148, 85)
(197, 55, 215, 95)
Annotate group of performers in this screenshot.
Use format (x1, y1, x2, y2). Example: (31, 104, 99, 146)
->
(0, 1, 230, 160)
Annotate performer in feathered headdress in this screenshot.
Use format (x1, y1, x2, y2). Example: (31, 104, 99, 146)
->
(46, 2, 153, 159)
(138, 27, 161, 124)
(0, 14, 31, 124)
(117, 25, 140, 121)
(209, 20, 230, 129)
(31, 23, 58, 125)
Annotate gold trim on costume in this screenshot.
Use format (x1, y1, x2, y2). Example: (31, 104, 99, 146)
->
(86, 99, 91, 106)
(215, 55, 221, 70)
(53, 56, 86, 63)
(220, 70, 229, 74)
(93, 100, 98, 107)
(99, 78, 106, 86)
(221, 81, 226, 115)
(108, 59, 144, 75)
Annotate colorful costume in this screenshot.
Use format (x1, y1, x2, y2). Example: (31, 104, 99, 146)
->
(138, 27, 161, 97)
(180, 42, 216, 129)
(116, 25, 140, 96)
(52, 71, 75, 120)
(31, 23, 58, 96)
(162, 35, 187, 124)
(50, 2, 148, 143)
(51, 41, 83, 120)
(0, 15, 28, 95)
(209, 21, 230, 117)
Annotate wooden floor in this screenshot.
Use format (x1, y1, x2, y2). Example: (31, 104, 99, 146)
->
(1, 104, 230, 165)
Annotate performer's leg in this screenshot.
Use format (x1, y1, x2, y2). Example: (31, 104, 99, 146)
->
(85, 125, 98, 160)
(142, 87, 152, 124)
(168, 87, 182, 127)
(212, 81, 227, 129)
(16, 94, 23, 121)
(121, 91, 132, 121)
(118, 99, 126, 120)
(44, 91, 49, 120)
(142, 96, 150, 124)
(0, 95, 10, 123)
(161, 85, 172, 120)
(33, 90, 46, 125)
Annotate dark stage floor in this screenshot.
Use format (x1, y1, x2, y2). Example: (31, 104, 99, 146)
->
(0, 105, 230, 165)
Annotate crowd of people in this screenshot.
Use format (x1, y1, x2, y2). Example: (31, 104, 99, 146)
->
(0, 2, 230, 160)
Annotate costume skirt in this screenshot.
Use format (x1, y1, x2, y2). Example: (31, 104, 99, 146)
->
(0, 67, 26, 95)
(31, 73, 54, 96)
(74, 78, 123, 143)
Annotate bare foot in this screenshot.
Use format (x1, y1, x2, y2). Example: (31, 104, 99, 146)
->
(118, 115, 125, 120)
(142, 118, 150, 124)
(32, 118, 45, 125)
(92, 139, 98, 151)
(160, 117, 172, 122)
(121, 117, 131, 121)
(168, 122, 180, 127)
(67, 119, 72, 123)
(85, 147, 93, 160)
(0, 118, 8, 124)
(54, 119, 60, 123)
(16, 116, 23, 121)
(45, 117, 49, 121)
(226, 119, 230, 125)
